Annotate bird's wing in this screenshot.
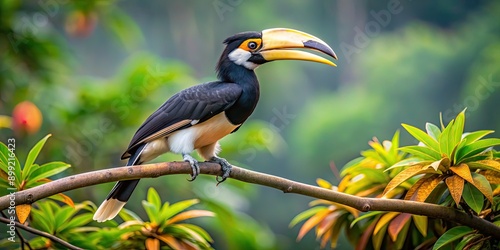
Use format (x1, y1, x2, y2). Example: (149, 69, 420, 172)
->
(121, 81, 242, 159)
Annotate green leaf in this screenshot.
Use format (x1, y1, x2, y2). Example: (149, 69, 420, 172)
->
(147, 187, 162, 209)
(23, 134, 51, 180)
(450, 110, 465, 151)
(340, 157, 364, 177)
(470, 172, 493, 204)
(31, 208, 54, 233)
(462, 130, 494, 145)
(356, 168, 388, 183)
(394, 220, 411, 250)
(439, 119, 455, 157)
(432, 226, 473, 250)
(400, 146, 441, 160)
(58, 214, 93, 233)
(350, 211, 384, 228)
(390, 130, 400, 156)
(54, 206, 76, 230)
(456, 138, 500, 163)
(455, 233, 481, 250)
(182, 223, 214, 243)
(385, 158, 430, 172)
(426, 123, 441, 140)
(0, 141, 21, 187)
(289, 206, 328, 228)
(412, 215, 427, 237)
(462, 183, 484, 214)
(402, 124, 440, 151)
(162, 199, 199, 220)
(119, 208, 143, 222)
(142, 200, 159, 224)
(26, 161, 70, 187)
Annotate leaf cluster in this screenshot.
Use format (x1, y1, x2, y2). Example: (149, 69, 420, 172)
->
(292, 110, 500, 249)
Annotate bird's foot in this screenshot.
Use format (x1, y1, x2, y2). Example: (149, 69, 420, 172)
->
(210, 156, 232, 185)
(183, 154, 200, 181)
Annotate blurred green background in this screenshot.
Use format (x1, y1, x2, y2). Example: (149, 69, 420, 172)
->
(1, 0, 500, 249)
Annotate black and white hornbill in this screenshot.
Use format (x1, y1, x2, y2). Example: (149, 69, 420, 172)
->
(93, 28, 337, 222)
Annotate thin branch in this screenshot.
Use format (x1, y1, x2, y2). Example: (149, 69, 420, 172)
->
(1, 211, 31, 250)
(0, 161, 499, 238)
(0, 216, 82, 250)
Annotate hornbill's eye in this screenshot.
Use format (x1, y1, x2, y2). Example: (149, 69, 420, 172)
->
(248, 41, 257, 50)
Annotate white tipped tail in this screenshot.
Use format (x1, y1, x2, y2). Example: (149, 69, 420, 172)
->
(93, 198, 126, 222)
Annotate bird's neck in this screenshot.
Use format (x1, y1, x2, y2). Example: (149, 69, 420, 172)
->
(217, 61, 260, 125)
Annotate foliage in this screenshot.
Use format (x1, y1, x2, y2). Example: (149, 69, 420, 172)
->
(0, 134, 72, 223)
(0, 188, 215, 250)
(292, 111, 500, 249)
(116, 188, 215, 250)
(27, 200, 95, 249)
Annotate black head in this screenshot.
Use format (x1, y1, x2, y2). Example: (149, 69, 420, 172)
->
(216, 28, 338, 81)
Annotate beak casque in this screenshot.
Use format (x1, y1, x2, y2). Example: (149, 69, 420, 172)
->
(259, 28, 338, 67)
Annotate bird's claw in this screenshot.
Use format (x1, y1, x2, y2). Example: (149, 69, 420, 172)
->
(183, 154, 200, 181)
(210, 156, 232, 185)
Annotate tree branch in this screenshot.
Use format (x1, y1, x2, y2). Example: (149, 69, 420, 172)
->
(1, 161, 499, 238)
(0, 216, 83, 250)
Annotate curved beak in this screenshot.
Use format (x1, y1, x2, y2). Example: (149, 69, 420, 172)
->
(259, 28, 338, 67)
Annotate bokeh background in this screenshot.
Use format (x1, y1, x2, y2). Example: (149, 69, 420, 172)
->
(1, 0, 500, 249)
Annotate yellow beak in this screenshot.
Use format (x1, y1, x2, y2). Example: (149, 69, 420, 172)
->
(260, 28, 337, 67)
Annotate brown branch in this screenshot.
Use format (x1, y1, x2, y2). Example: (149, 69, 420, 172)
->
(0, 216, 83, 250)
(0, 161, 499, 238)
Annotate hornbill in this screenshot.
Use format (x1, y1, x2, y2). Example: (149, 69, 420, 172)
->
(93, 28, 337, 222)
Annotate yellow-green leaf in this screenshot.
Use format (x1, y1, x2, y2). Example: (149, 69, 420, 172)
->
(147, 188, 162, 209)
(426, 123, 441, 140)
(412, 215, 428, 237)
(400, 146, 441, 160)
(462, 130, 494, 145)
(450, 110, 465, 153)
(445, 175, 465, 205)
(402, 124, 440, 151)
(316, 178, 332, 189)
(439, 118, 455, 157)
(457, 138, 500, 162)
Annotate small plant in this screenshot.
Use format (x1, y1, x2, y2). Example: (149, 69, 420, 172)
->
(28, 200, 95, 249)
(116, 187, 215, 250)
(0, 134, 72, 223)
(292, 110, 500, 249)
